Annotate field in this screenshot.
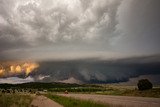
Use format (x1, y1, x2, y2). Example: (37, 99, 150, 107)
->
(0, 82, 160, 107)
(58, 93, 160, 107)
(0, 93, 33, 107)
(95, 85, 160, 98)
(47, 85, 160, 98)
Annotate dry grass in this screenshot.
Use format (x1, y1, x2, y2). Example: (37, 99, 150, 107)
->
(96, 86, 160, 98)
(0, 93, 33, 107)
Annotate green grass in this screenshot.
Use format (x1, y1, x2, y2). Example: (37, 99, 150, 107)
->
(46, 94, 108, 107)
(0, 94, 33, 107)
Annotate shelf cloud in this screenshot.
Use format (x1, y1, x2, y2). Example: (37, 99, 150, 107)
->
(0, 0, 160, 84)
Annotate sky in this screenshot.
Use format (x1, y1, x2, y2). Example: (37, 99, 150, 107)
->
(0, 0, 160, 84)
(0, 0, 160, 60)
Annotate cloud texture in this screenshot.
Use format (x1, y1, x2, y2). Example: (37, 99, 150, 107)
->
(0, 0, 160, 60)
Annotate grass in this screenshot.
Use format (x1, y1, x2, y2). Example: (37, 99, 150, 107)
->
(96, 87, 160, 98)
(47, 86, 160, 98)
(0, 93, 33, 107)
(47, 85, 160, 98)
(122, 88, 160, 98)
(46, 94, 108, 107)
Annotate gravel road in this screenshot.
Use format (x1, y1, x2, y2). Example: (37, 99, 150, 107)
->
(30, 95, 63, 107)
(59, 94, 160, 107)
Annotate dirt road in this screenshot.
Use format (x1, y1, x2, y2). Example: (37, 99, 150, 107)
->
(30, 95, 63, 107)
(59, 94, 160, 107)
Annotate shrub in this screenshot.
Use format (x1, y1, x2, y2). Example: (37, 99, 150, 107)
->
(137, 79, 153, 91)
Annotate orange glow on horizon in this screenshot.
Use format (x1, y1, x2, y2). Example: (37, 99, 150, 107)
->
(10, 66, 15, 73)
(0, 62, 39, 77)
(0, 69, 4, 76)
(25, 63, 39, 75)
(15, 65, 22, 73)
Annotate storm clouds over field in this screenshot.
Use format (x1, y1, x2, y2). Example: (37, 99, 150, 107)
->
(0, 0, 160, 84)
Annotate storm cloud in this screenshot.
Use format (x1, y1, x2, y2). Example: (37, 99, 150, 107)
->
(0, 0, 160, 84)
(30, 55, 160, 84)
(0, 0, 160, 60)
(0, 55, 160, 84)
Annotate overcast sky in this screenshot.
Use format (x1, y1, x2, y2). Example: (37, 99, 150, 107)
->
(0, 0, 160, 60)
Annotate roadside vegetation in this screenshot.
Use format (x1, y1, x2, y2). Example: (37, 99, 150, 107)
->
(46, 94, 107, 107)
(0, 94, 33, 107)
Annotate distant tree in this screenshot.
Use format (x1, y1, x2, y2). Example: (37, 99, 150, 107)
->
(137, 79, 153, 91)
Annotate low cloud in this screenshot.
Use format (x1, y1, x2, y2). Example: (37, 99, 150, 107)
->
(118, 74, 160, 85)
(0, 55, 160, 84)
(30, 55, 160, 84)
(0, 76, 34, 84)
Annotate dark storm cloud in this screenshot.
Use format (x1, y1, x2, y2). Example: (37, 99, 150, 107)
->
(0, 55, 160, 84)
(30, 55, 160, 84)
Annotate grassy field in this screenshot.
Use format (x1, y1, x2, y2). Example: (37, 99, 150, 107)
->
(46, 85, 160, 98)
(46, 84, 160, 98)
(48, 86, 160, 98)
(0, 94, 33, 107)
(95, 86, 160, 98)
(46, 94, 108, 107)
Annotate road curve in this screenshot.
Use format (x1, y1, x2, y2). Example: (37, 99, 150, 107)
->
(30, 95, 63, 107)
(59, 94, 160, 107)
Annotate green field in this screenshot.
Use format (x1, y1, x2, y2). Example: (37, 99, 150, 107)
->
(0, 94, 33, 107)
(46, 94, 107, 107)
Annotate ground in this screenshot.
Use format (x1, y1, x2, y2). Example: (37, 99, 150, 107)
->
(30, 95, 63, 107)
(58, 93, 160, 107)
